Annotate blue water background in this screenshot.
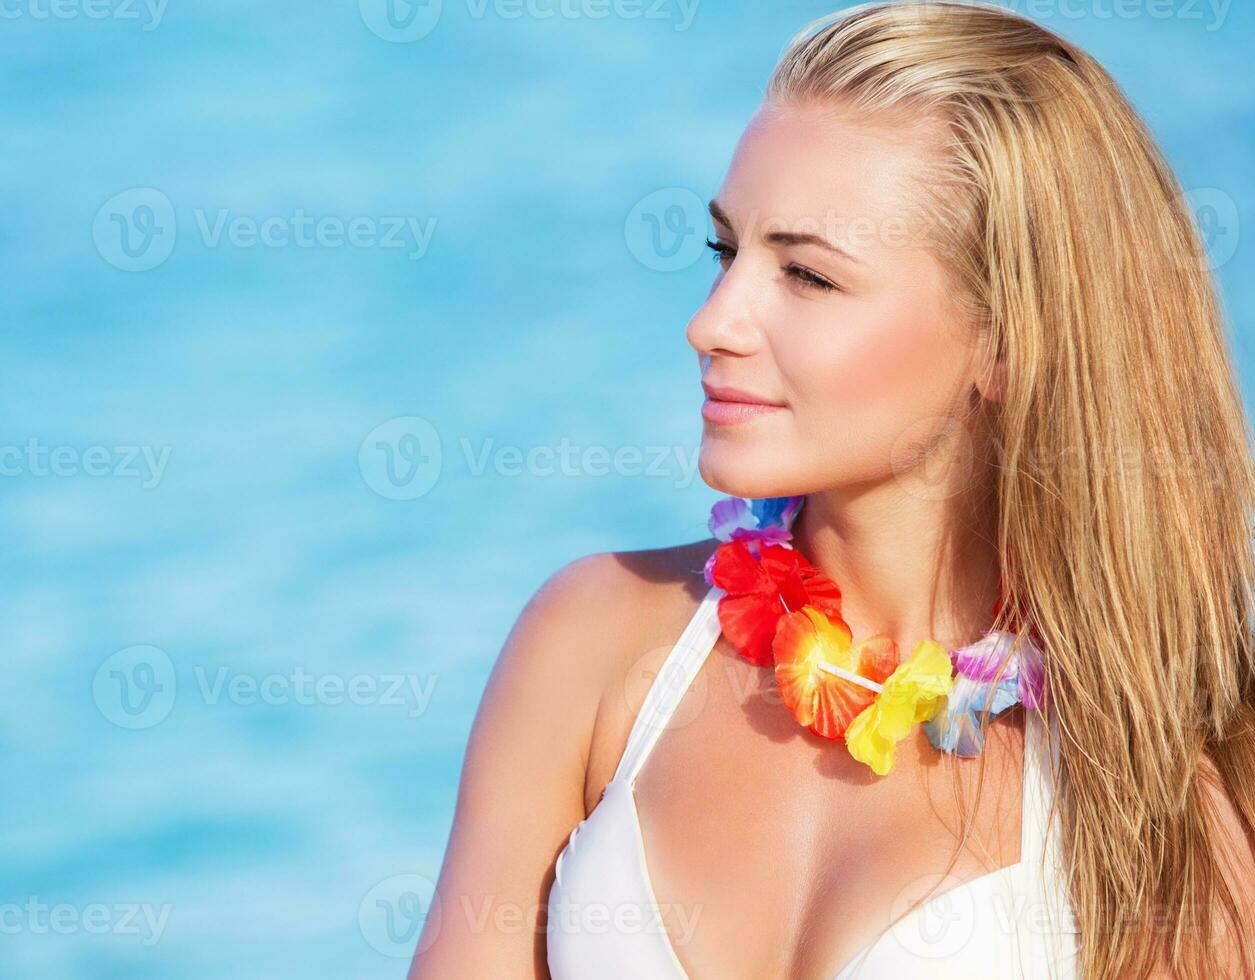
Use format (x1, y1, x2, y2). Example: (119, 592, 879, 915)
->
(1, 1, 1250, 976)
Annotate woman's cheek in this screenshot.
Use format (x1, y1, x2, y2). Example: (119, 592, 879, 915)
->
(784, 308, 966, 476)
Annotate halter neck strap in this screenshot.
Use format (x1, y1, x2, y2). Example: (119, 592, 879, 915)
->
(612, 585, 724, 787)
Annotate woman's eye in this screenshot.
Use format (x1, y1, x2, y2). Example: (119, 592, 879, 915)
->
(705, 237, 735, 268)
(703, 241, 841, 294)
(785, 263, 841, 293)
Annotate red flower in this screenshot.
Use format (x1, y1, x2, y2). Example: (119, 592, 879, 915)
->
(708, 540, 843, 666)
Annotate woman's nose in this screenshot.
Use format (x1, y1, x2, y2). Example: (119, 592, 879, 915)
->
(684, 264, 761, 359)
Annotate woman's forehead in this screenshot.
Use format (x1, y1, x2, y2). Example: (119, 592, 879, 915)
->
(713, 103, 945, 260)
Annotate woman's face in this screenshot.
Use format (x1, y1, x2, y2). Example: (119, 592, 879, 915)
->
(687, 100, 992, 501)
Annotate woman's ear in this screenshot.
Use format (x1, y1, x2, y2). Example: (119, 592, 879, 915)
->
(973, 332, 1006, 404)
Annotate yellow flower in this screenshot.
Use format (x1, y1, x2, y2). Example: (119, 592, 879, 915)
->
(845, 640, 955, 776)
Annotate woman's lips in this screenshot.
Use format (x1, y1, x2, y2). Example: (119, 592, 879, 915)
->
(701, 398, 786, 424)
(699, 383, 787, 425)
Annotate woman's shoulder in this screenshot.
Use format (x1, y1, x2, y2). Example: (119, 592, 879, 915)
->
(508, 537, 719, 698)
(518, 536, 717, 631)
(501, 538, 720, 808)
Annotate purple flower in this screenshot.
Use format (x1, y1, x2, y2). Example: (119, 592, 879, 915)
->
(703, 496, 801, 586)
(925, 629, 1048, 755)
(951, 630, 1048, 711)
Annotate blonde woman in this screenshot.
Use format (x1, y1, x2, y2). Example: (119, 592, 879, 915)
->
(409, 3, 1255, 977)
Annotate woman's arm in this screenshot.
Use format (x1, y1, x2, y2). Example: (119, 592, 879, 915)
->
(1144, 755, 1255, 977)
(1196, 756, 1255, 975)
(407, 553, 623, 979)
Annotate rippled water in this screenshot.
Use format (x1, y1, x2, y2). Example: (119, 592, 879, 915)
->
(1, 2, 1249, 976)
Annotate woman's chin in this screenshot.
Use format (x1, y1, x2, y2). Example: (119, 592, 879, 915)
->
(697, 445, 800, 502)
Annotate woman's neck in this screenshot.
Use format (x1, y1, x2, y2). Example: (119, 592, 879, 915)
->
(788, 480, 1001, 655)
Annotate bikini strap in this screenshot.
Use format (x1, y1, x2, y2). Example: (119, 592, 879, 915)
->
(1020, 707, 1058, 868)
(611, 584, 724, 787)
(1020, 705, 1079, 934)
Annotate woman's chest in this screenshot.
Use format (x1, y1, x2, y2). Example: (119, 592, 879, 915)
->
(602, 644, 1027, 979)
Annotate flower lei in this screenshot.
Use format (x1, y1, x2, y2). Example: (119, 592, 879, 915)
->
(704, 494, 1047, 776)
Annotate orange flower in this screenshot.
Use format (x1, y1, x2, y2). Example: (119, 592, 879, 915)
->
(771, 605, 898, 739)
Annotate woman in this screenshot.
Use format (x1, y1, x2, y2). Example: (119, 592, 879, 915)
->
(409, 3, 1255, 977)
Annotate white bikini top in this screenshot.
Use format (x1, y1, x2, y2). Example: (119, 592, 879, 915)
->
(547, 584, 1082, 978)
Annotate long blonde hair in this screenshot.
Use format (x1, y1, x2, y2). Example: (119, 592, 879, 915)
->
(767, 3, 1255, 977)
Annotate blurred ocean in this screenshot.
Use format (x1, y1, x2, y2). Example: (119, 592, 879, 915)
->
(1, 1, 1250, 977)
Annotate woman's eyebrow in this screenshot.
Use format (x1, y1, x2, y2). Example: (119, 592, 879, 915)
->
(708, 198, 735, 230)
(707, 198, 865, 266)
(763, 229, 865, 266)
